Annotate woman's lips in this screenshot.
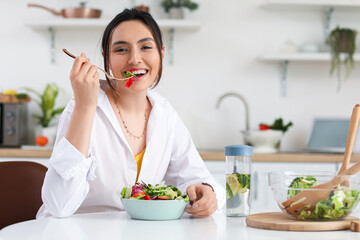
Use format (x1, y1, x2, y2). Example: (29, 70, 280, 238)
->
(133, 72, 148, 81)
(124, 69, 148, 81)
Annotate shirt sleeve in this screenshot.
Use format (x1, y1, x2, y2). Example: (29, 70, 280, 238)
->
(163, 112, 226, 210)
(38, 100, 97, 218)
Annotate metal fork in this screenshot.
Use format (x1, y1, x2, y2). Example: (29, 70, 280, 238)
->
(62, 49, 131, 81)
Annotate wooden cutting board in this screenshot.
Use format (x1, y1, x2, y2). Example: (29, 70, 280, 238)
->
(246, 212, 358, 231)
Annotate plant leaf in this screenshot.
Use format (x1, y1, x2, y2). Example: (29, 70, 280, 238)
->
(51, 107, 65, 117)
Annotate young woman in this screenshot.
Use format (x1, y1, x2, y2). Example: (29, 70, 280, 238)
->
(37, 8, 225, 218)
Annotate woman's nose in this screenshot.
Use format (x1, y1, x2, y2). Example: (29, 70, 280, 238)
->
(128, 49, 142, 65)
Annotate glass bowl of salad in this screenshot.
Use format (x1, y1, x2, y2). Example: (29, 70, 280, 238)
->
(268, 171, 360, 220)
(120, 181, 189, 220)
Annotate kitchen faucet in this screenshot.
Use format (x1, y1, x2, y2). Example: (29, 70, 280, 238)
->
(215, 92, 250, 131)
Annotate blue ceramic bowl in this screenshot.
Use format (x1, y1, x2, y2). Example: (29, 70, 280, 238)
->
(121, 198, 187, 220)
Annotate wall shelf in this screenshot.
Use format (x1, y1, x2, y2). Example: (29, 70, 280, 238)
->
(25, 18, 201, 64)
(263, 0, 360, 10)
(261, 0, 360, 96)
(261, 52, 360, 61)
(25, 18, 201, 30)
(260, 52, 360, 96)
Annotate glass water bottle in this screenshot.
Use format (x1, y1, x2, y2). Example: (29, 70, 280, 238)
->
(225, 145, 252, 217)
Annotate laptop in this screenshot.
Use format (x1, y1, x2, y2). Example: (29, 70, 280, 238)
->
(304, 118, 352, 153)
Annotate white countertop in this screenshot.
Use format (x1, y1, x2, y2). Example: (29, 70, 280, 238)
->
(1, 210, 359, 240)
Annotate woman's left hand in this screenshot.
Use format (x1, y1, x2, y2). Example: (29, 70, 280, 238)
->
(185, 184, 218, 216)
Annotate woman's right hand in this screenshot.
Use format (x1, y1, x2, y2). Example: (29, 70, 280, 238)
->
(69, 53, 100, 109)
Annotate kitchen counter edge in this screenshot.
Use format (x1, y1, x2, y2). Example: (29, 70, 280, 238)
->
(1, 148, 359, 163)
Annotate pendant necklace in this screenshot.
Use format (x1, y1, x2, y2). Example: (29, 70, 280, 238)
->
(113, 97, 148, 140)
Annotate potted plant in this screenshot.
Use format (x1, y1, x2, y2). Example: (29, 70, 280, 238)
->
(327, 27, 357, 91)
(25, 83, 65, 146)
(160, 0, 199, 19)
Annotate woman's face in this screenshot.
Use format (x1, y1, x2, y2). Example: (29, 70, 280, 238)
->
(109, 20, 164, 91)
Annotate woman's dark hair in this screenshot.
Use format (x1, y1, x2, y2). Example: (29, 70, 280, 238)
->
(101, 8, 163, 91)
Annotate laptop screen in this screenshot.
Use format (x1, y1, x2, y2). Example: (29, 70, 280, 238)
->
(306, 118, 350, 153)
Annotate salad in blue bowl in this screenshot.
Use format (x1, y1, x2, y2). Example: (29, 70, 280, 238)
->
(121, 181, 189, 220)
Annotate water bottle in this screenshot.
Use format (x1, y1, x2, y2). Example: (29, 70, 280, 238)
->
(225, 145, 252, 217)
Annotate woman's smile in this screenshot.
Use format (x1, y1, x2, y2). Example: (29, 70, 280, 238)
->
(124, 68, 149, 81)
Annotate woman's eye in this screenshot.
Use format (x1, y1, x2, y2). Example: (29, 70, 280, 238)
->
(115, 48, 127, 53)
(142, 46, 152, 50)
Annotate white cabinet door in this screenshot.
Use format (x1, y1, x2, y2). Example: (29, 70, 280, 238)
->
(252, 162, 337, 211)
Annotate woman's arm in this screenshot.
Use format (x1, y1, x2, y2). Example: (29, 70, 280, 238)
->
(38, 54, 100, 218)
(66, 53, 99, 156)
(39, 104, 98, 218)
(163, 111, 225, 216)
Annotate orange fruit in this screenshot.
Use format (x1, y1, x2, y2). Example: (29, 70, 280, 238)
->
(36, 136, 48, 146)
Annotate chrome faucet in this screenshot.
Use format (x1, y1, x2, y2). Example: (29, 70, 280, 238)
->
(215, 92, 250, 131)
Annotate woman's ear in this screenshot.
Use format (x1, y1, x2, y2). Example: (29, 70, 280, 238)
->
(161, 46, 165, 61)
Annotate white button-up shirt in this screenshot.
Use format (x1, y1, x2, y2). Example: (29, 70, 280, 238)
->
(37, 87, 225, 218)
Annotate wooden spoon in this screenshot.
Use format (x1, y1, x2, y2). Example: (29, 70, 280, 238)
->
(338, 104, 360, 174)
(282, 104, 360, 214)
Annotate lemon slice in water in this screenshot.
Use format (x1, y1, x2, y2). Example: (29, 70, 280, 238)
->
(226, 174, 240, 197)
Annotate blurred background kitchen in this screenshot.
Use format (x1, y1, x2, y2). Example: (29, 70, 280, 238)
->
(1, 0, 360, 151)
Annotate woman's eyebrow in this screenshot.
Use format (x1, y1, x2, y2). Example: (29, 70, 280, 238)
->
(112, 37, 154, 47)
(138, 37, 154, 43)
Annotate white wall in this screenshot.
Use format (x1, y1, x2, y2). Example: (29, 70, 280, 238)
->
(2, 0, 360, 151)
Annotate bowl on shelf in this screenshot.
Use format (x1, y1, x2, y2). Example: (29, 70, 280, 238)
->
(243, 130, 282, 153)
(268, 171, 360, 221)
(121, 199, 187, 220)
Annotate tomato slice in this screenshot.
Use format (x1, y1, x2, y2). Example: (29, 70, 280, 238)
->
(157, 196, 170, 200)
(131, 192, 146, 198)
(143, 195, 151, 200)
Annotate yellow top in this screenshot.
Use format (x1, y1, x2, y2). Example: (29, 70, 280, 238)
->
(134, 148, 145, 183)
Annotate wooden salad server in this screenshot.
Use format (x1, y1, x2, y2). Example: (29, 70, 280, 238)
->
(282, 104, 360, 214)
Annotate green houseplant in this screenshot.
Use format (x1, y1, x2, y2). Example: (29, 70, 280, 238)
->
(25, 83, 65, 146)
(161, 0, 198, 18)
(327, 27, 357, 91)
(25, 83, 65, 128)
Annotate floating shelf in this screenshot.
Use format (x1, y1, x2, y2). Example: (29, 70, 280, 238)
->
(261, 0, 360, 96)
(25, 18, 201, 64)
(260, 52, 360, 96)
(261, 52, 360, 61)
(24, 18, 201, 30)
(263, 0, 360, 10)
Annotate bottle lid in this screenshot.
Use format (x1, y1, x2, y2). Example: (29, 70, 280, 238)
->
(224, 145, 253, 156)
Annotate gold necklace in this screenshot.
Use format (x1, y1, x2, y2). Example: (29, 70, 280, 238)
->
(113, 97, 148, 140)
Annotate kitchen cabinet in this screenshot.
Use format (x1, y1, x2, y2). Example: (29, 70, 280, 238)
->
(261, 0, 360, 96)
(24, 18, 200, 64)
(1, 148, 355, 212)
(204, 160, 337, 211)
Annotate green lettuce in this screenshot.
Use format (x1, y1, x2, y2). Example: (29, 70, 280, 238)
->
(287, 176, 318, 199)
(288, 176, 360, 220)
